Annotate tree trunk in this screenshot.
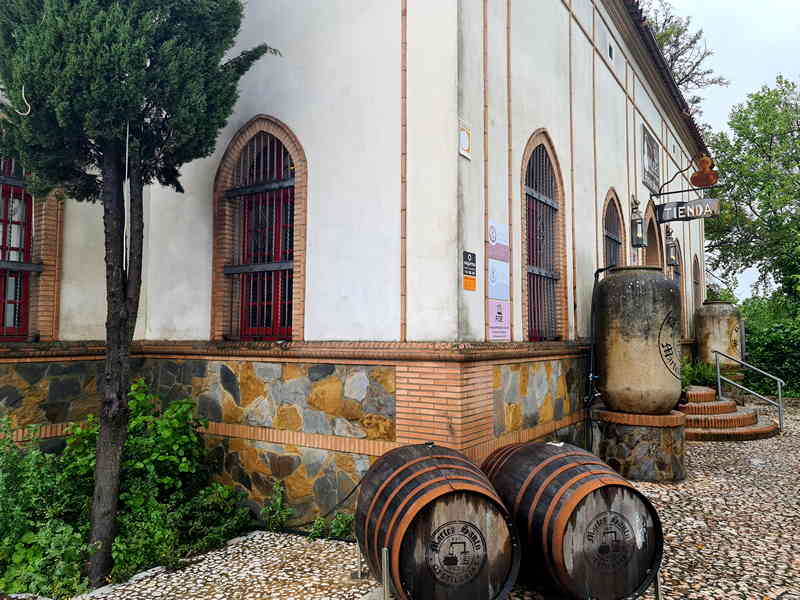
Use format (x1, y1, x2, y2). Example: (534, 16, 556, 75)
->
(88, 140, 144, 587)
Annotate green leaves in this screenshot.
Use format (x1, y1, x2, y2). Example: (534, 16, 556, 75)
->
(261, 481, 295, 532)
(0, 379, 253, 596)
(706, 76, 800, 299)
(0, 0, 268, 200)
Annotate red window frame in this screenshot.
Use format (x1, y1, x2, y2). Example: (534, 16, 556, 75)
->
(0, 158, 32, 341)
(231, 133, 294, 341)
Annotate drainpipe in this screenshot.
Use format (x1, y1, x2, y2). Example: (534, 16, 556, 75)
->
(586, 265, 616, 451)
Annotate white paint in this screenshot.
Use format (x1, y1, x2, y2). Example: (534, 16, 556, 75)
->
(55, 0, 708, 344)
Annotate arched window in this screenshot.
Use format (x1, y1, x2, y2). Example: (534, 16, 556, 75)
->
(645, 219, 662, 267)
(0, 157, 33, 340)
(693, 256, 702, 312)
(228, 132, 294, 340)
(524, 142, 563, 341)
(603, 193, 624, 268)
(212, 116, 307, 343)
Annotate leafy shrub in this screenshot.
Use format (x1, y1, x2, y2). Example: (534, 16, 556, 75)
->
(329, 512, 355, 540)
(261, 481, 295, 532)
(0, 379, 254, 598)
(738, 295, 800, 397)
(308, 517, 328, 540)
(681, 360, 717, 389)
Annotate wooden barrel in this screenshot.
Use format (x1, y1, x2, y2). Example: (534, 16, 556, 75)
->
(355, 443, 521, 600)
(482, 441, 663, 600)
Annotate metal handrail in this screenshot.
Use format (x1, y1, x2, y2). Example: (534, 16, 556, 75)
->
(713, 350, 784, 432)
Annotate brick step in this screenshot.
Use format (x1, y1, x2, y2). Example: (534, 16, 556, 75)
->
(678, 399, 738, 415)
(684, 386, 717, 403)
(685, 416, 780, 442)
(685, 409, 757, 429)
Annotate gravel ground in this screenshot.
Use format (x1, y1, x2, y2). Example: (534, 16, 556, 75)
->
(89, 402, 799, 600)
(511, 403, 800, 600)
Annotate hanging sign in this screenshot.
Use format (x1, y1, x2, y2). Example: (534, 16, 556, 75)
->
(656, 198, 720, 224)
(463, 251, 477, 291)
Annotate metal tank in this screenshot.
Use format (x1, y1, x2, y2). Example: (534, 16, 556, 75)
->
(695, 301, 742, 368)
(595, 266, 682, 414)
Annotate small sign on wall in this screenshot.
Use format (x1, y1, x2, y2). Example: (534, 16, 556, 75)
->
(463, 251, 476, 291)
(488, 300, 511, 341)
(488, 259, 510, 301)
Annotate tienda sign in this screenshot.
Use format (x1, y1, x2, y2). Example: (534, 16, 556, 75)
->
(656, 198, 720, 223)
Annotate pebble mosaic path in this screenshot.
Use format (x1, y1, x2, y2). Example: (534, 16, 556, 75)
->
(86, 403, 799, 600)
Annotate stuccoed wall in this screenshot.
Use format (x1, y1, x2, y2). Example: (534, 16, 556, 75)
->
(493, 357, 586, 437)
(139, 359, 396, 442)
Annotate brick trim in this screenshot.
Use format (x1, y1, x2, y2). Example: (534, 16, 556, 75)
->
(29, 193, 63, 341)
(593, 409, 686, 428)
(601, 189, 627, 268)
(685, 385, 716, 403)
(520, 130, 569, 342)
(211, 115, 307, 342)
(0, 340, 589, 362)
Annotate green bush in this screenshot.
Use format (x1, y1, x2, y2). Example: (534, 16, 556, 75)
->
(328, 512, 355, 540)
(261, 481, 295, 532)
(308, 517, 328, 540)
(0, 379, 254, 598)
(681, 359, 717, 389)
(739, 295, 800, 397)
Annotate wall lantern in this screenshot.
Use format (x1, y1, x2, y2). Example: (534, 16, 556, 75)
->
(665, 225, 678, 266)
(631, 196, 647, 248)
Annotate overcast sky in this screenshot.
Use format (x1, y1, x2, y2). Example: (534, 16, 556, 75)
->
(668, 0, 800, 298)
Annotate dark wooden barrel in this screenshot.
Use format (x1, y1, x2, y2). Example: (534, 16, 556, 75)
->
(355, 443, 521, 600)
(482, 441, 663, 600)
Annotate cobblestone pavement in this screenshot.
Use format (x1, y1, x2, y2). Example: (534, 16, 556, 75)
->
(90, 404, 799, 600)
(511, 403, 800, 600)
(87, 532, 373, 600)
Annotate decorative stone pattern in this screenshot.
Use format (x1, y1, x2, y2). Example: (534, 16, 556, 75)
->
(0, 359, 102, 427)
(493, 358, 586, 437)
(206, 435, 372, 523)
(139, 359, 396, 442)
(594, 419, 686, 482)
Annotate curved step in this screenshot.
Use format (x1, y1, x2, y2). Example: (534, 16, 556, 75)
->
(685, 386, 717, 403)
(686, 416, 780, 441)
(678, 399, 737, 415)
(685, 409, 757, 429)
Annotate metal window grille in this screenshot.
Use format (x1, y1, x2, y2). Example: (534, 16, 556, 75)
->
(0, 158, 32, 340)
(525, 145, 560, 341)
(603, 201, 622, 268)
(224, 133, 294, 340)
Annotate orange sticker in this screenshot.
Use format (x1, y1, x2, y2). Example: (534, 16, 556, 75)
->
(463, 276, 476, 291)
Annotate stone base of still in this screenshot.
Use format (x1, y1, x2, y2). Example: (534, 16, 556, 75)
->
(593, 408, 686, 482)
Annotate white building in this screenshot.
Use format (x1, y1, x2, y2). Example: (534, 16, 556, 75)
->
(2, 0, 709, 516)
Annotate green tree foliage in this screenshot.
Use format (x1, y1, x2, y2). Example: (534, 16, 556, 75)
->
(705, 283, 737, 304)
(641, 0, 729, 116)
(0, 1, 267, 585)
(0, 381, 253, 598)
(705, 77, 800, 300)
(740, 293, 800, 396)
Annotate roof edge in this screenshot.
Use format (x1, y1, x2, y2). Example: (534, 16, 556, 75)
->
(622, 0, 710, 157)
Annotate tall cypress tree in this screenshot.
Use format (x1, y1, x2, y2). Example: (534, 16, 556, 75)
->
(0, 0, 266, 585)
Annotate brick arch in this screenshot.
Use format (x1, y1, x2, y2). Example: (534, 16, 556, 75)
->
(210, 115, 307, 341)
(601, 188, 626, 268)
(520, 129, 568, 341)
